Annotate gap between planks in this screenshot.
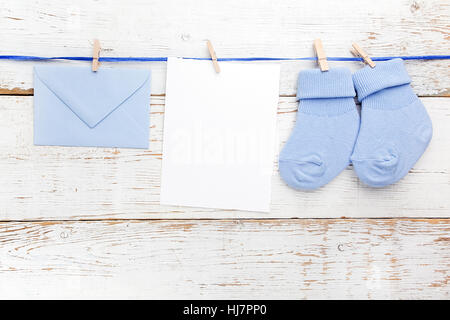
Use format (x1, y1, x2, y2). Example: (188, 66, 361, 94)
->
(0, 218, 449, 223)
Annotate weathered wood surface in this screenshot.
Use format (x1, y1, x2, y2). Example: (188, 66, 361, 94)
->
(0, 0, 449, 97)
(0, 96, 448, 219)
(0, 219, 448, 299)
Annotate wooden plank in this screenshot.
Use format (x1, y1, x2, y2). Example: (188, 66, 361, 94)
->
(0, 0, 449, 96)
(0, 219, 448, 299)
(0, 96, 449, 219)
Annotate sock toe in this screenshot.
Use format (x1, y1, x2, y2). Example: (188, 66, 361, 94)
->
(351, 149, 399, 187)
(279, 154, 327, 190)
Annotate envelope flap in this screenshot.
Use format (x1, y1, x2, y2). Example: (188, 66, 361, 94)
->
(34, 65, 150, 128)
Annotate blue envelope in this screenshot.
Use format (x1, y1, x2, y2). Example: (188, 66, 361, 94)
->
(34, 65, 151, 148)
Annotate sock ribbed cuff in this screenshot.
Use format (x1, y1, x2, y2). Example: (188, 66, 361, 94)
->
(353, 58, 411, 102)
(299, 98, 357, 116)
(297, 67, 356, 100)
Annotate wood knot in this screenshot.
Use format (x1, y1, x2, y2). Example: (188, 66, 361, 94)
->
(410, 1, 420, 13)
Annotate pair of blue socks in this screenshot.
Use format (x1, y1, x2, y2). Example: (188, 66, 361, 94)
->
(279, 58, 433, 189)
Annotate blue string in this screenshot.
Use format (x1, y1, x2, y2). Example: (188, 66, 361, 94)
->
(0, 54, 449, 62)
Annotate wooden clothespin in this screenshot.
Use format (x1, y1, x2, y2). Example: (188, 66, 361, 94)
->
(313, 39, 329, 72)
(351, 42, 375, 68)
(206, 40, 220, 73)
(92, 39, 101, 72)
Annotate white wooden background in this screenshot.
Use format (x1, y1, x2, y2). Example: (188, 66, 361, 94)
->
(0, 0, 449, 299)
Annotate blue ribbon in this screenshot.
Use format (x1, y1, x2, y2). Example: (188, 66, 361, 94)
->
(0, 54, 449, 62)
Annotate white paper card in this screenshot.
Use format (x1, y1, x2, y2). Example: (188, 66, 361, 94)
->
(160, 57, 280, 212)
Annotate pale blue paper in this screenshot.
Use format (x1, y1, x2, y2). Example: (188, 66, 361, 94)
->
(34, 65, 151, 148)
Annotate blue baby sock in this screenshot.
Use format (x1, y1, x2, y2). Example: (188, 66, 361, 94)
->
(279, 68, 359, 190)
(351, 58, 433, 187)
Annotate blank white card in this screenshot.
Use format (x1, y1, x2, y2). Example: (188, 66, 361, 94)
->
(160, 58, 280, 212)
